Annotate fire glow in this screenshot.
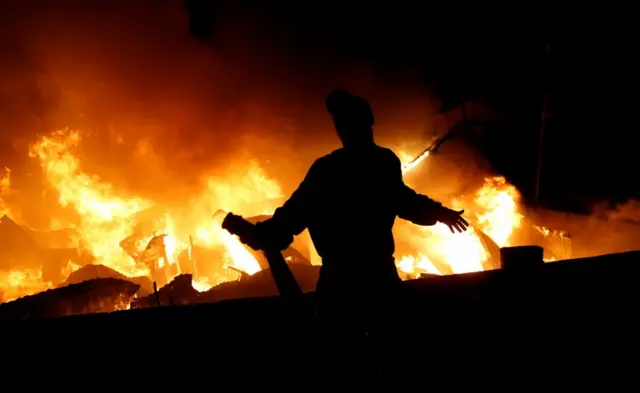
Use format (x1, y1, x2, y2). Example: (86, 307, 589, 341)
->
(1, 128, 525, 303)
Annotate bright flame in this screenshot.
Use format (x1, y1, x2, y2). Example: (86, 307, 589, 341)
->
(0, 129, 282, 303)
(1, 128, 529, 303)
(0, 267, 53, 304)
(0, 167, 11, 218)
(190, 160, 283, 277)
(401, 150, 430, 174)
(395, 149, 524, 277)
(397, 255, 442, 276)
(29, 129, 153, 277)
(475, 176, 523, 246)
(194, 220, 263, 276)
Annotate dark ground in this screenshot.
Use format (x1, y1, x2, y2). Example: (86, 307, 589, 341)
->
(3, 251, 639, 384)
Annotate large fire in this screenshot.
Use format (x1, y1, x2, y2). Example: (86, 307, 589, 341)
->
(0, 129, 525, 303)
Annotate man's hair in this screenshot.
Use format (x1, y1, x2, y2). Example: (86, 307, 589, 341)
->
(325, 89, 374, 128)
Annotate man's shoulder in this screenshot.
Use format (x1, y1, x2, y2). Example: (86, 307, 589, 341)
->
(374, 146, 401, 162)
(311, 146, 401, 172)
(313, 150, 336, 163)
(307, 150, 341, 173)
(316, 148, 347, 164)
(319, 146, 400, 164)
(326, 145, 398, 157)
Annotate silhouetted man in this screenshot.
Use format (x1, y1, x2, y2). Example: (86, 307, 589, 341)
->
(252, 89, 468, 379)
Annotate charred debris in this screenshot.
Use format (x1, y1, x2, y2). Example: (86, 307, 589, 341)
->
(0, 211, 322, 323)
(0, 205, 577, 326)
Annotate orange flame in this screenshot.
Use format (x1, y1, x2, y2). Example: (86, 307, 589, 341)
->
(0, 167, 11, 218)
(10, 129, 281, 301)
(395, 151, 523, 277)
(1, 129, 527, 303)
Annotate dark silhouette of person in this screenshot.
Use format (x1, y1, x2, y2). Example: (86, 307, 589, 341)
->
(252, 89, 468, 379)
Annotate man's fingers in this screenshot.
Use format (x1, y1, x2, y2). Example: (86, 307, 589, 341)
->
(448, 223, 464, 233)
(444, 211, 470, 233)
(448, 220, 468, 233)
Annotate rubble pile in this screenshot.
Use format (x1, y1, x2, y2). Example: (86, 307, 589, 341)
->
(133, 273, 200, 307)
(0, 174, 581, 324)
(64, 264, 154, 297)
(0, 208, 323, 322)
(2, 128, 579, 321)
(198, 263, 320, 303)
(0, 207, 572, 323)
(0, 278, 139, 326)
(131, 264, 320, 308)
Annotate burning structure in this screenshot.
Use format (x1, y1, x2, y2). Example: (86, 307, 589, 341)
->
(1, 123, 628, 322)
(1, 5, 638, 384)
(0, 127, 513, 300)
(1, 1, 639, 326)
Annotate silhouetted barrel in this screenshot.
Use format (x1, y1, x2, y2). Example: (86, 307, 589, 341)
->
(500, 246, 543, 271)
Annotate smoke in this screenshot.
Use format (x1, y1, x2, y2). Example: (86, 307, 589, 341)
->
(0, 0, 495, 226)
(592, 199, 640, 225)
(519, 198, 640, 261)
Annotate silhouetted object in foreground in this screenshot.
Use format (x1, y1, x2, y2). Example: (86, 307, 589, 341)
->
(500, 245, 544, 271)
(252, 89, 467, 292)
(4, 251, 640, 383)
(232, 89, 469, 379)
(222, 213, 305, 308)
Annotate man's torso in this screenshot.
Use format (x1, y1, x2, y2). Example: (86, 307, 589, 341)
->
(306, 145, 402, 285)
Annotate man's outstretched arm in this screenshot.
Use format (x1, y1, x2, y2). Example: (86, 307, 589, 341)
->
(393, 154, 468, 233)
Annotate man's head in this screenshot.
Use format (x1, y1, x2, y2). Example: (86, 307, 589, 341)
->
(326, 89, 375, 147)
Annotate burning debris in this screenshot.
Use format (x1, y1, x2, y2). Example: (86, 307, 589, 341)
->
(197, 263, 320, 304)
(64, 264, 154, 297)
(2, 127, 635, 322)
(535, 225, 572, 261)
(0, 278, 139, 326)
(133, 274, 199, 308)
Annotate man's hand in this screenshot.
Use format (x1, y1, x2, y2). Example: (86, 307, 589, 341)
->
(221, 213, 293, 251)
(438, 208, 469, 233)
